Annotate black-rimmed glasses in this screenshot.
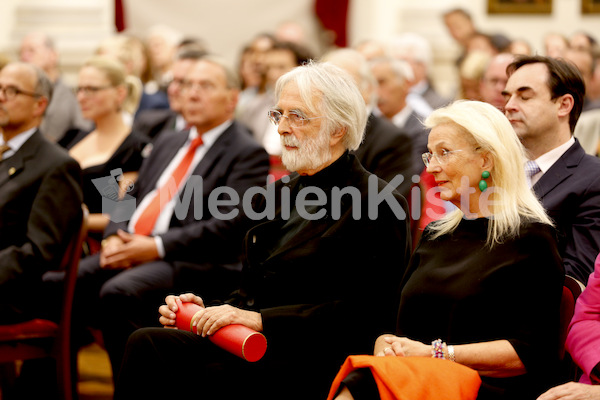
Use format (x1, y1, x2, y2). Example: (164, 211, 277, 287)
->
(75, 86, 114, 96)
(0, 85, 41, 100)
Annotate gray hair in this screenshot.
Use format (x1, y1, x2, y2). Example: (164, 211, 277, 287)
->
(369, 56, 414, 83)
(32, 64, 53, 103)
(389, 32, 432, 70)
(199, 55, 240, 90)
(424, 100, 552, 247)
(274, 60, 367, 151)
(320, 48, 378, 110)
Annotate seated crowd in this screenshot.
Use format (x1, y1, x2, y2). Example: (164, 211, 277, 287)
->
(1, 8, 600, 400)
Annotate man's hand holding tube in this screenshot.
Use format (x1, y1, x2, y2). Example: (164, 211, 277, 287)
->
(158, 293, 263, 336)
(159, 293, 205, 328)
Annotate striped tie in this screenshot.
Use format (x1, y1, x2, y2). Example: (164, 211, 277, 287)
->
(525, 160, 541, 188)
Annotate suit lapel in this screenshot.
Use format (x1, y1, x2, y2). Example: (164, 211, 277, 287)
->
(0, 130, 42, 187)
(533, 141, 584, 199)
(140, 131, 188, 196)
(190, 125, 231, 178)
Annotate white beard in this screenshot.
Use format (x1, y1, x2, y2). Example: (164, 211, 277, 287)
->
(280, 130, 331, 173)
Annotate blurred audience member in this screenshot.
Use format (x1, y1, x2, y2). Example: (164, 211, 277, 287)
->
(146, 24, 184, 92)
(19, 31, 91, 142)
(480, 53, 515, 111)
(564, 48, 600, 112)
(466, 32, 500, 57)
(323, 48, 414, 197)
(574, 108, 600, 156)
(508, 38, 533, 56)
(236, 32, 276, 129)
(570, 31, 597, 52)
(65, 56, 147, 250)
(503, 55, 600, 282)
(0, 62, 82, 323)
(443, 8, 477, 66)
(133, 46, 206, 141)
(544, 33, 569, 58)
(355, 39, 388, 61)
(459, 50, 491, 101)
(389, 32, 451, 111)
(370, 56, 430, 173)
(96, 34, 169, 119)
(250, 41, 313, 154)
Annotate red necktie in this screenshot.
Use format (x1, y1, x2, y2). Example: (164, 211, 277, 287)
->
(134, 136, 203, 235)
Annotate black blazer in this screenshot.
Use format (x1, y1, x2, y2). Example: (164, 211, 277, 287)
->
(104, 121, 270, 269)
(224, 153, 412, 397)
(352, 113, 413, 199)
(132, 108, 178, 141)
(533, 139, 600, 282)
(0, 130, 83, 292)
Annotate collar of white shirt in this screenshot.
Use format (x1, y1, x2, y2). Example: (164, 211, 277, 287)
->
(0, 127, 37, 160)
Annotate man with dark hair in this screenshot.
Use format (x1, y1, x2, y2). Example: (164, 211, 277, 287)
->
(503, 55, 600, 282)
(0, 61, 82, 322)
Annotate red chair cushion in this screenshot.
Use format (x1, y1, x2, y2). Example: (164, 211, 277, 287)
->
(0, 319, 58, 341)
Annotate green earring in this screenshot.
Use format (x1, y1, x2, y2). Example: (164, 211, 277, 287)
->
(479, 170, 490, 192)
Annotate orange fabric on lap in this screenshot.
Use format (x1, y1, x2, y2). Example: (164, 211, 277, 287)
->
(326, 355, 481, 400)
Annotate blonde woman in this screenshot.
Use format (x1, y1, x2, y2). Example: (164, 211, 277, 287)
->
(66, 56, 148, 250)
(331, 100, 564, 400)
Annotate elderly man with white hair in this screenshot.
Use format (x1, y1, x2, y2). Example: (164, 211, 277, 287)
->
(114, 61, 411, 400)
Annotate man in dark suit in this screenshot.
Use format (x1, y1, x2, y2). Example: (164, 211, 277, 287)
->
(65, 56, 270, 378)
(132, 46, 206, 141)
(370, 56, 430, 177)
(503, 55, 600, 283)
(114, 61, 411, 400)
(322, 48, 413, 200)
(0, 62, 82, 323)
(389, 32, 451, 111)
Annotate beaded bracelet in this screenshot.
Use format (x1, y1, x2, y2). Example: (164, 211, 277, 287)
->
(431, 339, 445, 359)
(447, 345, 456, 362)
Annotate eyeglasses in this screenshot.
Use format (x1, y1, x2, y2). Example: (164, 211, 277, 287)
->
(422, 149, 464, 167)
(181, 81, 217, 93)
(267, 110, 324, 128)
(0, 85, 41, 100)
(75, 86, 113, 96)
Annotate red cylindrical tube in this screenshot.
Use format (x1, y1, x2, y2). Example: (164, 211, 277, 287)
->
(174, 299, 267, 362)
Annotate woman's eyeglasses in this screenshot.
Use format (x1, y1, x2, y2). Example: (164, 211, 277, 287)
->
(422, 149, 464, 167)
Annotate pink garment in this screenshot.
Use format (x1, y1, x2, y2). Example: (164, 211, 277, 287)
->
(565, 252, 600, 384)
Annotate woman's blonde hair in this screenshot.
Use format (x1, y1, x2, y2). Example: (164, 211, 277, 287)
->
(82, 56, 142, 115)
(424, 100, 552, 246)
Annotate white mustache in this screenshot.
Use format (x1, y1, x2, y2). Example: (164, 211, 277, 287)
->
(281, 135, 301, 148)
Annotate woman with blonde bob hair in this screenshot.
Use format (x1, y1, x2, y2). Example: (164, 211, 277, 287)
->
(329, 100, 565, 400)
